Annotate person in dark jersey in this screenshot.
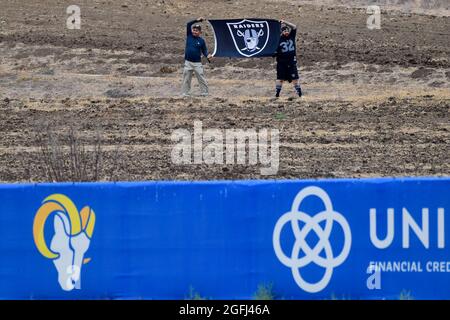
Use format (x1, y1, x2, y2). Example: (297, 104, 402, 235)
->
(275, 20, 302, 98)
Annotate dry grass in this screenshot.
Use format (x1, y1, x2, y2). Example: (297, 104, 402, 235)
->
(36, 125, 103, 182)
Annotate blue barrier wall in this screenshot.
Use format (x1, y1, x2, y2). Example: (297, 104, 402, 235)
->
(0, 178, 449, 300)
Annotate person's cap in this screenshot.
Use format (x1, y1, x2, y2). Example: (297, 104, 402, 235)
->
(281, 25, 290, 32)
(193, 24, 202, 31)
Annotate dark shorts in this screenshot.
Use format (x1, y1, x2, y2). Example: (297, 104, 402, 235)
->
(277, 60, 299, 82)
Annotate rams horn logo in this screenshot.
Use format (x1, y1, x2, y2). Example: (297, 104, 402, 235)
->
(33, 194, 96, 291)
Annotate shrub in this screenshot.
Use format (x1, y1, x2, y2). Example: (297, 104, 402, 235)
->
(36, 125, 103, 182)
(399, 290, 414, 300)
(253, 283, 275, 300)
(186, 286, 208, 300)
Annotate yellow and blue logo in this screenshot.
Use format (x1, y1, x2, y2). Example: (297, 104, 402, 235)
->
(33, 194, 96, 291)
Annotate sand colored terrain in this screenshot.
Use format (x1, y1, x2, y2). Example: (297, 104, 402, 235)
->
(0, 0, 448, 182)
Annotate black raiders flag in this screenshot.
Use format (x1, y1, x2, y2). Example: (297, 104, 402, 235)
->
(209, 19, 281, 58)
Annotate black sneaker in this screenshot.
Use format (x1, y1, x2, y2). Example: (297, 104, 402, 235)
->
(275, 92, 280, 98)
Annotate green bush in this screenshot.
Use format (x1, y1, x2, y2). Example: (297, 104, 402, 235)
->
(253, 283, 275, 300)
(399, 290, 414, 300)
(186, 286, 208, 300)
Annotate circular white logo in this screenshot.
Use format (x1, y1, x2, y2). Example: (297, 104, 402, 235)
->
(273, 186, 352, 293)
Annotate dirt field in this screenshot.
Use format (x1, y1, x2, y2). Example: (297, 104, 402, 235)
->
(0, 0, 449, 182)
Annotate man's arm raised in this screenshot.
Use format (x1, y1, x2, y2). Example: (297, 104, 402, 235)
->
(187, 17, 205, 36)
(280, 19, 297, 30)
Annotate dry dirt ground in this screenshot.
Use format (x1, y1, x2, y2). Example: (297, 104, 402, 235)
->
(0, 0, 449, 182)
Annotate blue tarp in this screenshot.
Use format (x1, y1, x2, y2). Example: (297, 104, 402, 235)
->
(0, 177, 449, 299)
